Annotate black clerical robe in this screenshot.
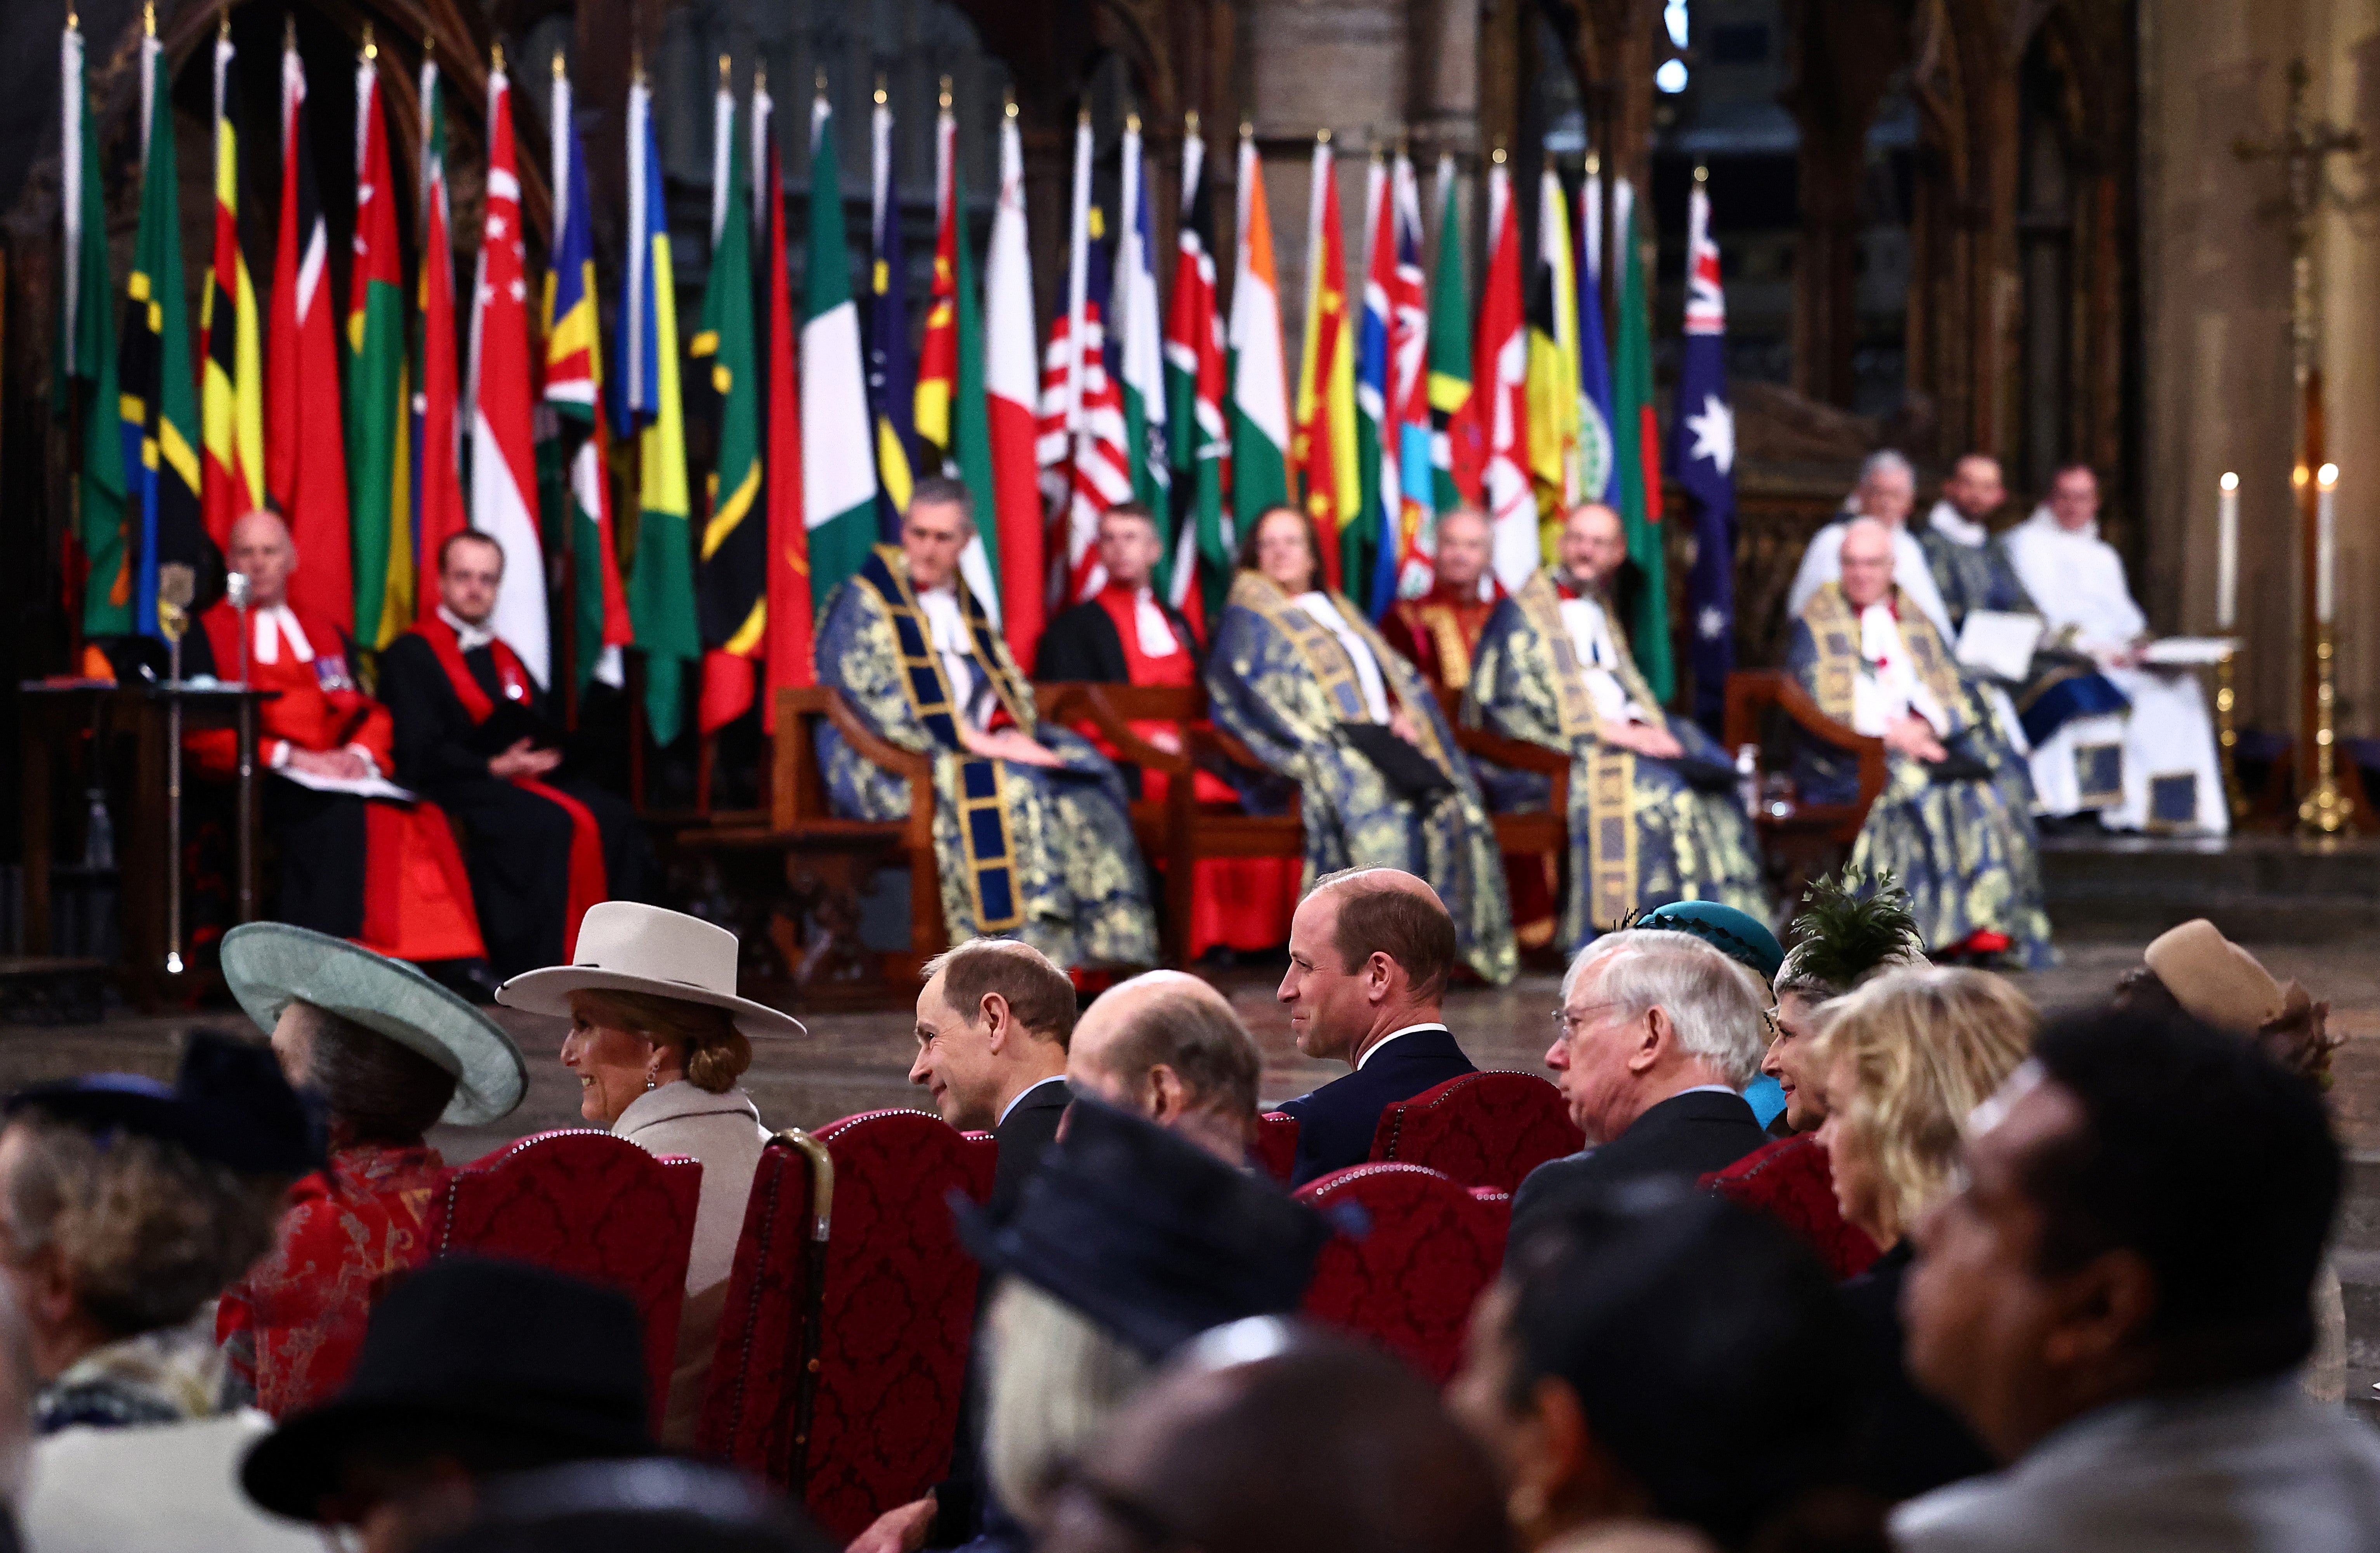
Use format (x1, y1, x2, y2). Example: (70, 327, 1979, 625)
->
(378, 615, 652, 976)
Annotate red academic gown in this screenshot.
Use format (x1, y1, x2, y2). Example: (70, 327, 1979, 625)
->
(191, 600, 485, 964)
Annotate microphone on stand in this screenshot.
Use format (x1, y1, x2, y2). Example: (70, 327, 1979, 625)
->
(225, 570, 252, 686)
(156, 566, 196, 979)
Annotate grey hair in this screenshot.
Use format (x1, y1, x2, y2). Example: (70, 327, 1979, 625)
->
(1561, 929, 1768, 1087)
(984, 1279, 1154, 1530)
(1859, 449, 1914, 488)
(1095, 980, 1262, 1126)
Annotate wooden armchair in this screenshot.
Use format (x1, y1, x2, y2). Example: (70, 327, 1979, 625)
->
(1722, 670, 1887, 898)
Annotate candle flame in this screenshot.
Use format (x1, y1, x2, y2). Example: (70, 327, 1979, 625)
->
(2220, 471, 2239, 492)
(2319, 463, 2340, 490)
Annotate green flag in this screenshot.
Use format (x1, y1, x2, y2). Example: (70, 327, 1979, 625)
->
(58, 19, 128, 637)
(120, 29, 203, 644)
(693, 78, 765, 680)
(1426, 157, 1471, 517)
(948, 151, 999, 600)
(803, 96, 879, 611)
(1227, 132, 1290, 535)
(623, 78, 700, 745)
(347, 62, 408, 646)
(1609, 182, 1672, 701)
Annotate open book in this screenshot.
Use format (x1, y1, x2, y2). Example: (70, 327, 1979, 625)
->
(1953, 610, 2043, 683)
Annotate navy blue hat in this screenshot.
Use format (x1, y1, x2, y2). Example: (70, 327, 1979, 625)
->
(956, 1098, 1330, 1359)
(7, 1028, 323, 1176)
(1634, 900, 1785, 984)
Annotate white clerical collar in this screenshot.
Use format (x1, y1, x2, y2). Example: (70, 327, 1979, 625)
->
(998, 1074, 1070, 1127)
(1926, 500, 1989, 548)
(438, 604, 498, 653)
(1355, 1022, 1448, 1071)
(251, 604, 312, 666)
(2024, 504, 2099, 544)
(1128, 586, 1179, 658)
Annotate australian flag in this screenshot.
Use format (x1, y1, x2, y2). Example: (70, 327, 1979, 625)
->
(1671, 174, 1736, 735)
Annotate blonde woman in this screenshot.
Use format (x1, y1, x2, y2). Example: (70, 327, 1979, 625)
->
(1812, 966, 2034, 1502)
(497, 901, 804, 1447)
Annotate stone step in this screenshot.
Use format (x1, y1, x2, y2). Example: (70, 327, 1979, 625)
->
(2039, 836, 2380, 939)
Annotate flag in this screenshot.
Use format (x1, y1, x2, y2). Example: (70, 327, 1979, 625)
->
(1038, 117, 1128, 607)
(916, 87, 1001, 625)
(1162, 116, 1226, 626)
(1384, 151, 1436, 603)
(467, 57, 550, 684)
(1609, 177, 1673, 700)
(1228, 127, 1290, 535)
(867, 92, 917, 542)
(985, 104, 1045, 662)
(1426, 154, 1471, 516)
(119, 19, 204, 643)
(1292, 137, 1359, 598)
(349, 45, 409, 646)
(756, 81, 814, 720)
(1355, 153, 1392, 613)
(1576, 159, 1619, 507)
(58, 16, 128, 637)
(547, 61, 630, 693)
(621, 73, 700, 743)
(1455, 156, 1533, 590)
(1673, 170, 1736, 733)
(1523, 165, 1580, 550)
(693, 62, 765, 733)
(268, 29, 351, 634)
(413, 54, 467, 625)
(802, 90, 880, 617)
(1115, 116, 1170, 519)
(199, 23, 262, 554)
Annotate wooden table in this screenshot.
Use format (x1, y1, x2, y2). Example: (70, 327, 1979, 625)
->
(19, 682, 274, 1011)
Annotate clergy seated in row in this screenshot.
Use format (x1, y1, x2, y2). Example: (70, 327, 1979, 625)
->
(1204, 504, 1516, 986)
(186, 510, 488, 976)
(1464, 501, 1771, 949)
(1377, 506, 1505, 693)
(2002, 464, 2227, 834)
(375, 531, 656, 979)
(1036, 501, 1300, 957)
(1786, 518, 2054, 968)
(815, 477, 1159, 971)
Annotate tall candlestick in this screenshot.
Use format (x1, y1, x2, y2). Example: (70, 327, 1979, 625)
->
(2317, 462, 2339, 624)
(2217, 471, 2240, 630)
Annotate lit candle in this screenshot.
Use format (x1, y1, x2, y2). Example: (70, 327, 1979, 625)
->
(2217, 471, 2240, 631)
(2317, 463, 2340, 625)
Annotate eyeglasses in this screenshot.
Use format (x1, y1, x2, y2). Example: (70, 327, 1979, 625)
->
(1550, 1000, 1627, 1039)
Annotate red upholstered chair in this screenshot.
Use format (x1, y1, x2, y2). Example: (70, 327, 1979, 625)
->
(1367, 1070, 1585, 1193)
(426, 1129, 702, 1437)
(1252, 1110, 1301, 1185)
(1294, 1164, 1509, 1383)
(695, 1129, 834, 1481)
(798, 1110, 999, 1544)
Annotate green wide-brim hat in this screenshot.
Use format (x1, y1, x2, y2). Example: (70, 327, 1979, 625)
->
(220, 923, 528, 1127)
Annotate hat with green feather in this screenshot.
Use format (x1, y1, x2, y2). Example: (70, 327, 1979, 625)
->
(1774, 871, 1926, 999)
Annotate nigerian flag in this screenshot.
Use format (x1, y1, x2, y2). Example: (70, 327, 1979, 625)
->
(804, 92, 878, 612)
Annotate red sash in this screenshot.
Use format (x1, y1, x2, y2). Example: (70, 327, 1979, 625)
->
(417, 617, 607, 955)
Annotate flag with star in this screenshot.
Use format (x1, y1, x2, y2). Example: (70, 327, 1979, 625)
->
(1671, 170, 1735, 734)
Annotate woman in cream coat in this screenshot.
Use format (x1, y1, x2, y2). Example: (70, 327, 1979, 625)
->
(497, 901, 803, 1445)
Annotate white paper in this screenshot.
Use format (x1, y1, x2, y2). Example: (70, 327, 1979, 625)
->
(1953, 610, 2043, 682)
(271, 766, 417, 803)
(2137, 636, 2239, 667)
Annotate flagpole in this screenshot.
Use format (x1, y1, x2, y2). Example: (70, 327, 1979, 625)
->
(554, 47, 578, 726)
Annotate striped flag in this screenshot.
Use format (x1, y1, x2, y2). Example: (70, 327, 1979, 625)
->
(802, 89, 880, 615)
(1228, 127, 1290, 533)
(1460, 155, 1535, 590)
(466, 56, 549, 684)
(1356, 152, 1393, 612)
(1608, 176, 1673, 700)
(1038, 132, 1129, 606)
(693, 60, 765, 733)
(1426, 154, 1472, 515)
(756, 78, 815, 717)
(917, 84, 1002, 624)
(985, 103, 1045, 661)
(1292, 136, 1359, 598)
(1523, 164, 1581, 552)
(621, 72, 700, 743)
(412, 54, 467, 625)
(1162, 116, 1226, 626)
(267, 27, 351, 634)
(199, 21, 262, 554)
(546, 59, 629, 693)
(867, 90, 917, 542)
(1576, 160, 1620, 509)
(1115, 116, 1170, 519)
(348, 40, 410, 646)
(58, 14, 128, 637)
(1384, 150, 1436, 602)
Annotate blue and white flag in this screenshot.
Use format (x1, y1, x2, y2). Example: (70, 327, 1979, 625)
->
(1671, 172, 1735, 735)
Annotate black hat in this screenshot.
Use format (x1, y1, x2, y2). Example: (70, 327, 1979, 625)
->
(955, 1098, 1330, 1359)
(6, 1028, 323, 1176)
(241, 1257, 656, 1523)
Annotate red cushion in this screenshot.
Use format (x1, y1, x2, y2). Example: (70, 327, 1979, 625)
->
(427, 1130, 701, 1437)
(1252, 1111, 1300, 1185)
(1368, 1070, 1585, 1193)
(798, 1111, 998, 1543)
(694, 1134, 824, 1474)
(1295, 1163, 1507, 1383)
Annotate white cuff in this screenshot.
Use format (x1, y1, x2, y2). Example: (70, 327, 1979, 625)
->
(267, 742, 291, 770)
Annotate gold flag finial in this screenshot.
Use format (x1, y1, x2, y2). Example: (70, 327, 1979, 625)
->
(1491, 144, 1507, 165)
(1585, 149, 1600, 176)
(553, 47, 566, 82)
(1078, 102, 1091, 127)
(144, 2, 155, 38)
(1317, 127, 1331, 145)
(361, 20, 377, 60)
(490, 40, 505, 74)
(1004, 89, 1018, 120)
(283, 12, 293, 49)
(719, 52, 731, 91)
(875, 71, 888, 106)
(1693, 160, 1708, 184)
(66, 8, 78, 33)
(1125, 109, 1141, 135)
(939, 73, 953, 111)
(1185, 107, 1200, 136)
(816, 65, 829, 97)
(754, 60, 766, 94)
(1240, 116, 1254, 139)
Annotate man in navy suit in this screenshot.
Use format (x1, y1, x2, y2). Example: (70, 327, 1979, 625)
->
(1272, 868, 1478, 1186)
(1509, 928, 1771, 1247)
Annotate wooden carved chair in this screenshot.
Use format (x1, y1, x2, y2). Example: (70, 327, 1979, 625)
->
(1722, 670, 1887, 901)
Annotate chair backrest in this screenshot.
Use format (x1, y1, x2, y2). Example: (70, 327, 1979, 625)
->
(771, 686, 836, 827)
(798, 1110, 1000, 1544)
(695, 1130, 833, 1479)
(1251, 1110, 1301, 1185)
(1294, 1163, 1509, 1383)
(1368, 1071, 1585, 1194)
(426, 1130, 702, 1436)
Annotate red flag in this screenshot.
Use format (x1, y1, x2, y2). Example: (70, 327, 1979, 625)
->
(413, 57, 465, 624)
(268, 34, 351, 633)
(466, 60, 549, 681)
(986, 110, 1045, 665)
(761, 134, 813, 726)
(1451, 160, 1528, 554)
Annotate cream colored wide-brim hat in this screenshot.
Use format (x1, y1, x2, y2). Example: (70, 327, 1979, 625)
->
(220, 922, 528, 1127)
(494, 902, 807, 1041)
(2142, 918, 2286, 1033)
